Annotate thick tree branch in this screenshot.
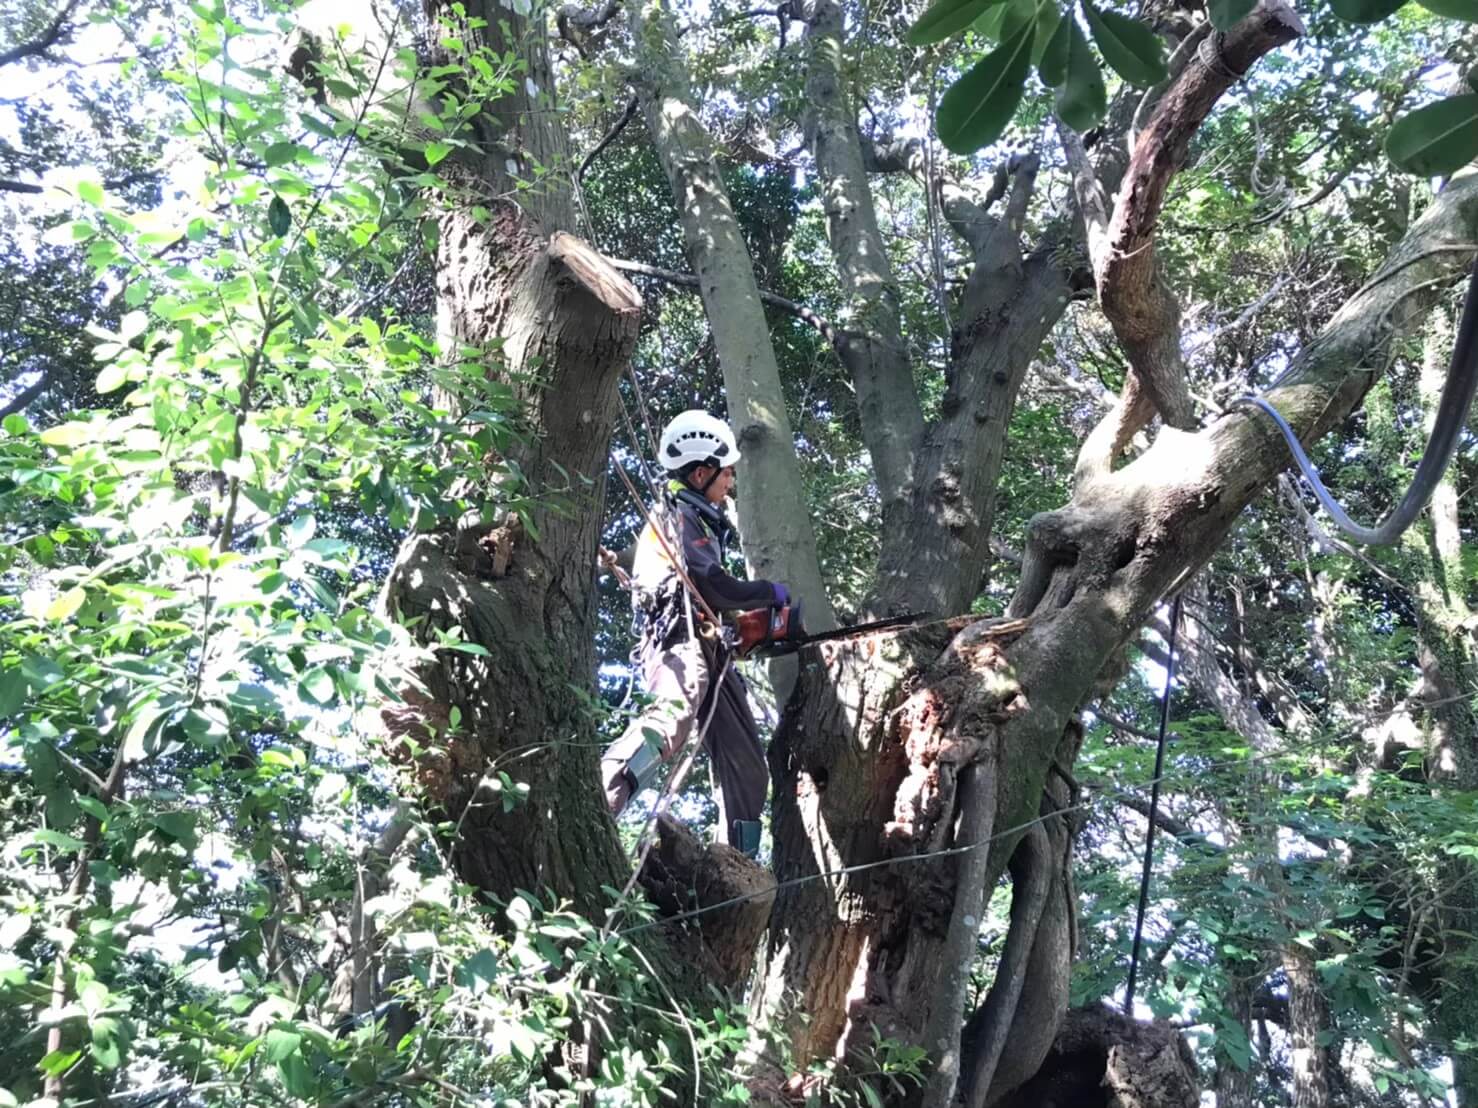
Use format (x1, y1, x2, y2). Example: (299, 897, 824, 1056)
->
(1111, 791, 1221, 853)
(1090, 2, 1303, 451)
(605, 255, 839, 351)
(556, 0, 621, 58)
(0, 372, 49, 419)
(0, 166, 160, 196)
(801, 0, 924, 521)
(0, 0, 84, 67)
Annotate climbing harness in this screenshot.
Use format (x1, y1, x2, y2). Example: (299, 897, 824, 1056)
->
(1124, 593, 1181, 1014)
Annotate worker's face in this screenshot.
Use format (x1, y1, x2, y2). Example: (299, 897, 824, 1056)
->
(694, 464, 736, 505)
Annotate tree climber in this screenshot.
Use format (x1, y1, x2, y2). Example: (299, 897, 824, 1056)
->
(601, 410, 790, 857)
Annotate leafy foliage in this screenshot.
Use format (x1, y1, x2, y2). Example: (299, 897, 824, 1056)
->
(913, 0, 1478, 171)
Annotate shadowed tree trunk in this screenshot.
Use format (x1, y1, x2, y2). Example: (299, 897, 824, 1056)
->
(380, 0, 641, 920)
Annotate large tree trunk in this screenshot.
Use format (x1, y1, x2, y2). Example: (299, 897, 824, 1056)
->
(381, 0, 641, 919)
(753, 6, 1308, 1104)
(754, 154, 1478, 1104)
(624, 0, 835, 637)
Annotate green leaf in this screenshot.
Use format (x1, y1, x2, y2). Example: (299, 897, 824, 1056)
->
(1083, 0, 1166, 86)
(45, 587, 87, 622)
(118, 310, 147, 341)
(95, 362, 129, 394)
(277, 1051, 315, 1099)
(1055, 15, 1107, 130)
(264, 141, 302, 166)
(287, 514, 317, 548)
(1415, 0, 1477, 18)
(38, 1049, 82, 1077)
(265, 1028, 302, 1063)
(1031, 1, 1062, 65)
(40, 422, 91, 449)
(1207, 0, 1257, 27)
(936, 20, 1036, 154)
(0, 669, 27, 718)
(908, 0, 1004, 44)
(77, 179, 104, 206)
(91, 1016, 130, 1071)
(268, 195, 292, 237)
(1386, 94, 1478, 177)
(298, 666, 336, 705)
(457, 948, 500, 994)
(152, 811, 198, 847)
(1039, 10, 1073, 85)
(34, 829, 88, 852)
(1329, 0, 1407, 19)
(424, 141, 454, 166)
(2, 412, 27, 435)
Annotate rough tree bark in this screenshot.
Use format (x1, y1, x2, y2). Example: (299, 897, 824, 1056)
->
(379, 0, 641, 921)
(749, 5, 1305, 1104)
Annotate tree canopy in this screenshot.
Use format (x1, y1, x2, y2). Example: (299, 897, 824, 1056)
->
(3, 0, 1478, 1105)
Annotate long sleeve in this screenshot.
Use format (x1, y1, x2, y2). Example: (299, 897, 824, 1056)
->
(680, 509, 780, 612)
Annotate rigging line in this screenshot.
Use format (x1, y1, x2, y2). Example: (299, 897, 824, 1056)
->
(1232, 256, 1478, 546)
(615, 392, 665, 506)
(624, 363, 665, 486)
(482, 736, 1373, 990)
(604, 679, 1361, 944)
(1124, 593, 1182, 1014)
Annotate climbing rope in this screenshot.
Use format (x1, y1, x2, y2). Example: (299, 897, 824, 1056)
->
(1124, 593, 1182, 1013)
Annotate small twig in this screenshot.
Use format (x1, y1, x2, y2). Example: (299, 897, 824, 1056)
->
(607, 256, 840, 351)
(577, 94, 639, 183)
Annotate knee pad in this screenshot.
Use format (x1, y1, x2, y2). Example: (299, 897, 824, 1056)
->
(732, 819, 762, 858)
(623, 738, 663, 796)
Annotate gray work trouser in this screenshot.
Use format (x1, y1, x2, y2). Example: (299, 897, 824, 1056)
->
(601, 633, 767, 850)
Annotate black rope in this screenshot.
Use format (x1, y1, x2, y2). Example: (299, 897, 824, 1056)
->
(1124, 593, 1182, 1013)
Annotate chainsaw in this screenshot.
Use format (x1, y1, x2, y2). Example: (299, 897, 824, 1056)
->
(731, 602, 925, 659)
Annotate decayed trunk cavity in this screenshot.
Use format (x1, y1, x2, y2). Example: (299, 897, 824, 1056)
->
(992, 1003, 1199, 1108)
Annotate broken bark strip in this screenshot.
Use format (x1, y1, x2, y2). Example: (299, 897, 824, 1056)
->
(1092, 1, 1303, 440)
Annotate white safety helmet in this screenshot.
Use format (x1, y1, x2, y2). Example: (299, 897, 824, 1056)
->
(658, 410, 740, 473)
